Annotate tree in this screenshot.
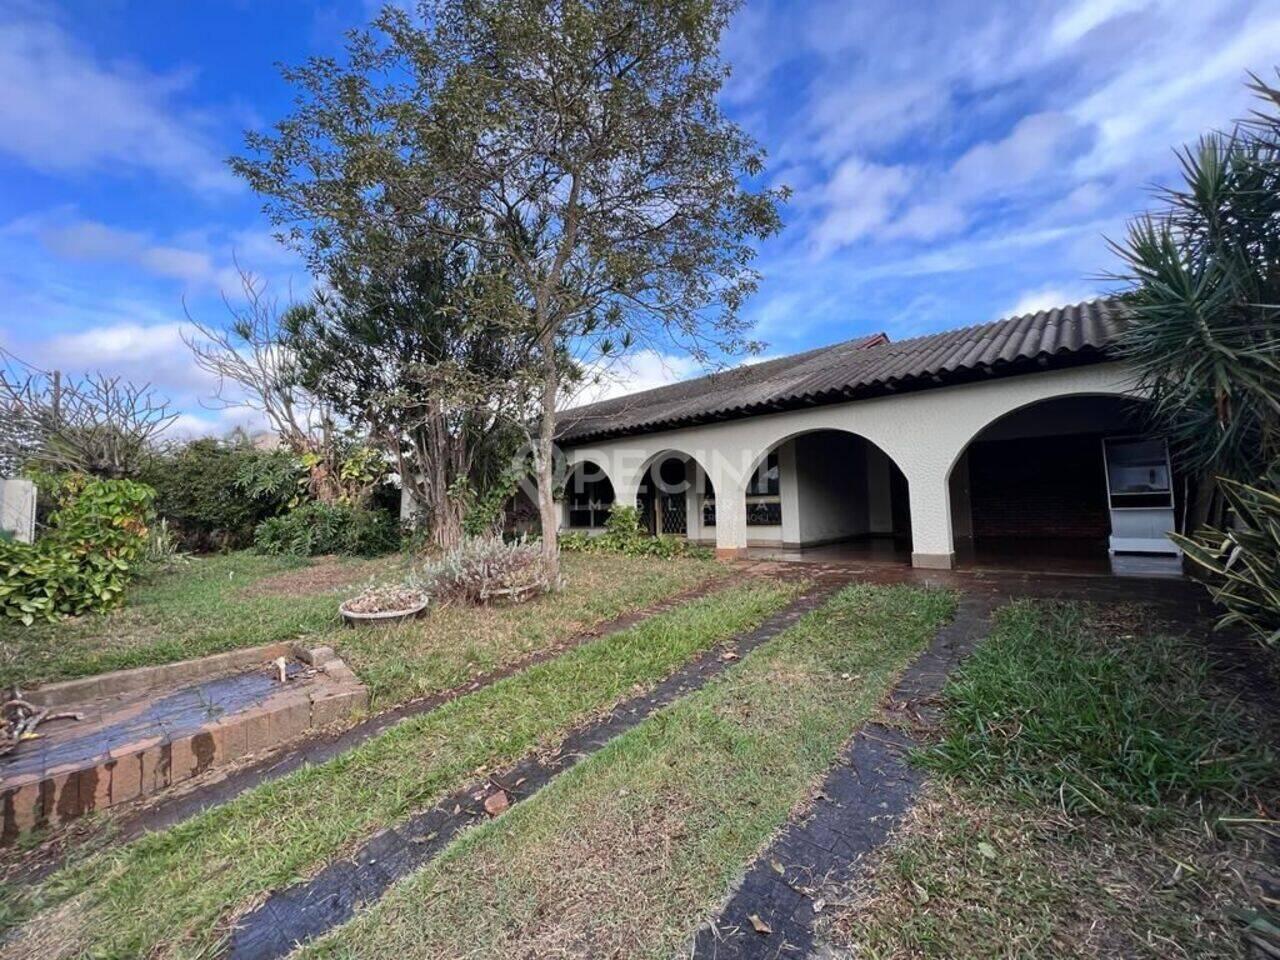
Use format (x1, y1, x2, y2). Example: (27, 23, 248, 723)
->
(1113, 72, 1280, 648)
(234, 0, 785, 577)
(282, 246, 536, 547)
(0, 350, 177, 479)
(1112, 73, 1280, 496)
(183, 267, 351, 503)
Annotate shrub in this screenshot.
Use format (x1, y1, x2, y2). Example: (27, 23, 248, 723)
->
(253, 501, 399, 557)
(0, 477, 154, 625)
(141, 439, 288, 551)
(412, 536, 554, 604)
(1175, 467, 1280, 649)
(558, 505, 709, 559)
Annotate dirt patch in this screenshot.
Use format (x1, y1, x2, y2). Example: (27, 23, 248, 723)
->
(238, 557, 376, 599)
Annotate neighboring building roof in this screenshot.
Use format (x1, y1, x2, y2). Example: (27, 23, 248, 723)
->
(557, 298, 1126, 445)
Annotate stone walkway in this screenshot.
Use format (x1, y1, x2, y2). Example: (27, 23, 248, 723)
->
(224, 581, 845, 960)
(690, 592, 996, 959)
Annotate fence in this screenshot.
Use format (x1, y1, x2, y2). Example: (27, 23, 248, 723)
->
(0, 477, 36, 543)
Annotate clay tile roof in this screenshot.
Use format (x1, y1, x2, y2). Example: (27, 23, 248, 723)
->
(557, 298, 1126, 445)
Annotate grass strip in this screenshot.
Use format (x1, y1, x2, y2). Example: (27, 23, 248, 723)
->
(917, 600, 1275, 815)
(4, 577, 799, 958)
(824, 600, 1279, 959)
(299, 583, 955, 960)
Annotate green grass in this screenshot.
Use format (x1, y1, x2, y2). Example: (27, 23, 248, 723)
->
(4, 577, 801, 959)
(918, 601, 1275, 816)
(0, 551, 720, 709)
(0, 552, 387, 690)
(825, 600, 1280, 959)
(298, 583, 956, 960)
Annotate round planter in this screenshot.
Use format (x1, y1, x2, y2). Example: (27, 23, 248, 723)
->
(339, 595, 429, 627)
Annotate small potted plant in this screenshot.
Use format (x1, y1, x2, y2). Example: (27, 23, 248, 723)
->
(339, 585, 429, 626)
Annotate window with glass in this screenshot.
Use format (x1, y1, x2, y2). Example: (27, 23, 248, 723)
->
(567, 474, 615, 528)
(746, 451, 781, 526)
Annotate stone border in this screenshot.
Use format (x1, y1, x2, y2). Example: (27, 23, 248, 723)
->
(689, 592, 996, 958)
(2, 645, 367, 842)
(223, 583, 844, 960)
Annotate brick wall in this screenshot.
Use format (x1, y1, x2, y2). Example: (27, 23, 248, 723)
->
(966, 434, 1110, 540)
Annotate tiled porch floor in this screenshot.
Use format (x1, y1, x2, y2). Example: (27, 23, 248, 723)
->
(749, 536, 1183, 579)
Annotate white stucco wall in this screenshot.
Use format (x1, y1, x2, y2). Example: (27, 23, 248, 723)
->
(561, 362, 1141, 567)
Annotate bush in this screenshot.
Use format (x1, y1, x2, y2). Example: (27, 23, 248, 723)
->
(253, 501, 399, 557)
(412, 536, 553, 604)
(558, 505, 709, 559)
(0, 477, 154, 625)
(1175, 467, 1280, 649)
(141, 439, 290, 551)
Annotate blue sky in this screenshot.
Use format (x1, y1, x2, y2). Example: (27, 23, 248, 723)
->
(1, 0, 1277, 432)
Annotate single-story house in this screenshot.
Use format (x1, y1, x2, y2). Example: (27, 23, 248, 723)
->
(555, 299, 1184, 573)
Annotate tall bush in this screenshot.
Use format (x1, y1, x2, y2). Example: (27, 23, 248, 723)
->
(140, 439, 292, 550)
(1114, 74, 1280, 648)
(0, 477, 154, 624)
(253, 501, 399, 557)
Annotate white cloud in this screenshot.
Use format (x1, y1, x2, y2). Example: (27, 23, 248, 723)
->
(39, 220, 217, 285)
(566, 350, 703, 407)
(809, 158, 913, 255)
(0, 6, 236, 192)
(1006, 285, 1097, 317)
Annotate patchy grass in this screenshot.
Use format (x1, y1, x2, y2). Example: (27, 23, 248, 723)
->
(330, 552, 723, 707)
(0, 552, 387, 690)
(0, 551, 720, 708)
(3, 577, 801, 959)
(299, 583, 956, 960)
(824, 600, 1280, 960)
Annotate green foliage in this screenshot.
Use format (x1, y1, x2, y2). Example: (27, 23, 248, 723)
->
(453, 462, 527, 538)
(235, 449, 307, 507)
(141, 439, 293, 551)
(0, 477, 154, 625)
(1113, 75, 1280, 481)
(920, 601, 1275, 816)
(559, 505, 710, 559)
(253, 501, 399, 558)
(1174, 469, 1280, 648)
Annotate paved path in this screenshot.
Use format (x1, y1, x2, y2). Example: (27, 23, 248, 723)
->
(690, 591, 996, 959)
(223, 581, 845, 960)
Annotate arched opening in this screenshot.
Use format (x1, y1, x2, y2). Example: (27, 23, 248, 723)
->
(635, 451, 716, 541)
(562, 459, 616, 531)
(745, 429, 911, 562)
(948, 394, 1183, 575)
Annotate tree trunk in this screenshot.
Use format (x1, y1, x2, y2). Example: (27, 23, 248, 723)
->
(536, 333, 560, 584)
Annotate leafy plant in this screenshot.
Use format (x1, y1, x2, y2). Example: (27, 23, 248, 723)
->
(1174, 470, 1280, 648)
(141, 439, 289, 551)
(0, 477, 154, 625)
(411, 536, 553, 605)
(235, 449, 307, 508)
(559, 506, 709, 559)
(253, 501, 399, 557)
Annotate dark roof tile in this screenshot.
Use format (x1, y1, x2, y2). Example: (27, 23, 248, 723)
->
(558, 298, 1126, 444)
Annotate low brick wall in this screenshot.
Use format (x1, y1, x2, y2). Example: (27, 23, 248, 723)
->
(2, 644, 367, 842)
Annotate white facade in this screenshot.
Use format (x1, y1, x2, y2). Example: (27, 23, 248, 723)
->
(560, 362, 1143, 568)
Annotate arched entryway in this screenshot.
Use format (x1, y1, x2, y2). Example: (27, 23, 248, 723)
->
(947, 394, 1182, 575)
(562, 459, 616, 531)
(634, 451, 716, 541)
(743, 429, 912, 561)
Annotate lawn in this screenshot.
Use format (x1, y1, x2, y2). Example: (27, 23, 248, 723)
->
(0, 550, 723, 706)
(824, 601, 1280, 959)
(298, 583, 955, 959)
(1, 577, 802, 958)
